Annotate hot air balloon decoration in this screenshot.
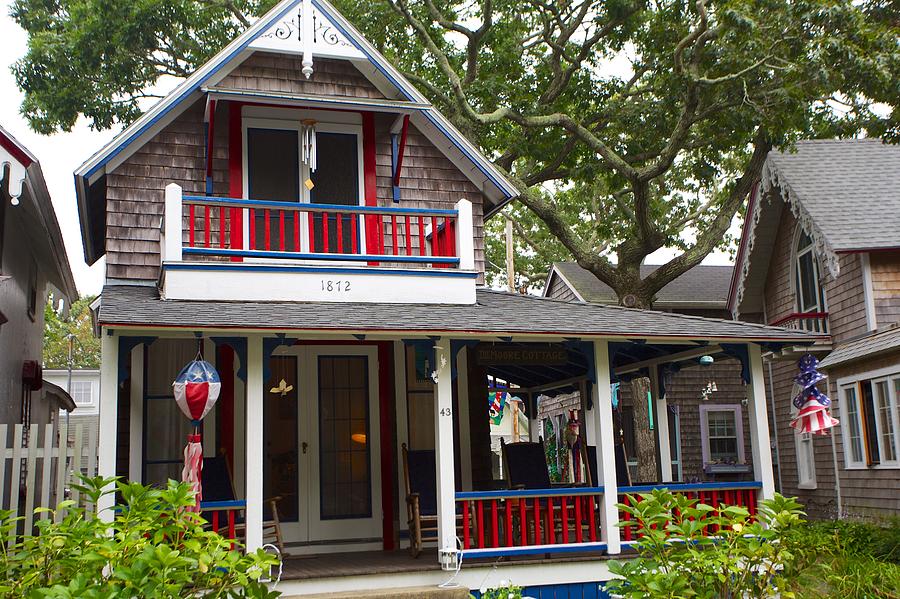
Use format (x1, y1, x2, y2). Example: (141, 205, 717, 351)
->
(790, 354, 838, 435)
(172, 355, 221, 510)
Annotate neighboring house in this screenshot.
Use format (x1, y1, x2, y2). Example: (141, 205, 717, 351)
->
(42, 369, 101, 442)
(730, 138, 900, 519)
(0, 125, 78, 429)
(544, 263, 757, 485)
(76, 1, 818, 595)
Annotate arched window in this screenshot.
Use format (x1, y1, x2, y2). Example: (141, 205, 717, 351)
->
(793, 229, 828, 332)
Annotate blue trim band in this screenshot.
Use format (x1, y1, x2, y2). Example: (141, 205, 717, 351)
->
(165, 261, 478, 278)
(199, 500, 246, 509)
(460, 543, 608, 559)
(456, 486, 606, 500)
(181, 246, 460, 265)
(618, 481, 762, 494)
(181, 195, 458, 216)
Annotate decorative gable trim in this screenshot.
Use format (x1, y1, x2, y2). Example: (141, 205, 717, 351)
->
(729, 158, 841, 316)
(250, 2, 365, 60)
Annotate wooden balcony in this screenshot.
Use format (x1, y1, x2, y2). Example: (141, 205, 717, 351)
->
(765, 311, 832, 359)
(159, 184, 477, 304)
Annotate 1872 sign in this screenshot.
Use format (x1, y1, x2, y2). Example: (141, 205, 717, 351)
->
(475, 345, 569, 366)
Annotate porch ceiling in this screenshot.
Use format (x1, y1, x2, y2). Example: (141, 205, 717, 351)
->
(99, 285, 823, 344)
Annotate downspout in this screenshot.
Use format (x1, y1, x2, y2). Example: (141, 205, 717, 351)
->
(766, 360, 783, 494)
(830, 407, 843, 519)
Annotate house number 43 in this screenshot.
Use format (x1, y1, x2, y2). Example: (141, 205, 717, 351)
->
(321, 280, 351, 292)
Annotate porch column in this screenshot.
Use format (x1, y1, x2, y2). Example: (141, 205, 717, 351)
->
(649, 364, 673, 482)
(747, 344, 776, 500)
(97, 331, 119, 521)
(592, 340, 621, 554)
(245, 335, 264, 552)
(433, 337, 457, 569)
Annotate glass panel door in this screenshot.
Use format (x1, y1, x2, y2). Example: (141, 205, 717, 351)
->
(309, 132, 360, 254)
(247, 127, 301, 251)
(264, 356, 299, 522)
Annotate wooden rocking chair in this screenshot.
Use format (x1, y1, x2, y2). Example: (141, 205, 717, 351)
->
(200, 455, 285, 552)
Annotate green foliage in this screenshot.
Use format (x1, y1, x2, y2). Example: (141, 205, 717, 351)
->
(475, 581, 523, 599)
(0, 476, 280, 598)
(606, 490, 809, 598)
(43, 295, 100, 369)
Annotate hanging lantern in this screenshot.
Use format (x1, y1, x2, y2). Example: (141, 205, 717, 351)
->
(790, 354, 838, 435)
(172, 356, 221, 510)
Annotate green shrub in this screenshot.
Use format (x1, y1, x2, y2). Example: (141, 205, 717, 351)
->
(475, 581, 523, 599)
(606, 490, 808, 599)
(0, 476, 280, 598)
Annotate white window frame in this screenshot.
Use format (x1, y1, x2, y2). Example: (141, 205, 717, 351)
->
(70, 381, 93, 407)
(837, 366, 900, 470)
(791, 226, 829, 333)
(794, 429, 817, 489)
(699, 404, 745, 466)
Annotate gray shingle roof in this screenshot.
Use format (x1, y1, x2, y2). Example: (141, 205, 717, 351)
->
(99, 285, 821, 342)
(766, 138, 900, 251)
(549, 263, 733, 307)
(818, 326, 900, 369)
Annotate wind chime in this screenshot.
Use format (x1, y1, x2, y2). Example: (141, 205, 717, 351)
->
(790, 354, 839, 435)
(172, 341, 221, 511)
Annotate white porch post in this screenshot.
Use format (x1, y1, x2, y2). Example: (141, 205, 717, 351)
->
(245, 335, 264, 552)
(592, 340, 621, 554)
(649, 364, 673, 482)
(747, 344, 776, 500)
(97, 331, 119, 521)
(455, 199, 475, 271)
(433, 337, 457, 569)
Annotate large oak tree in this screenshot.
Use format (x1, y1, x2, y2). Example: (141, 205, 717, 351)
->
(12, 0, 899, 305)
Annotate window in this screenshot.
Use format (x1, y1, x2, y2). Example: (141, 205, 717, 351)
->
(793, 230, 828, 332)
(840, 376, 900, 468)
(70, 381, 93, 406)
(700, 405, 745, 465)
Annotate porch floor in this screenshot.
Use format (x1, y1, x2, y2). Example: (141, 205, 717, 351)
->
(281, 548, 616, 581)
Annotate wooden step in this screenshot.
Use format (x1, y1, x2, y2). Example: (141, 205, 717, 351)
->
(283, 585, 471, 599)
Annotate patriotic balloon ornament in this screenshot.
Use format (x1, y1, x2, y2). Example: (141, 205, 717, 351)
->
(172, 357, 221, 510)
(790, 354, 838, 435)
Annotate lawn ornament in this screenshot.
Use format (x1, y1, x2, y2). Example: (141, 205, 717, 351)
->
(790, 354, 838, 435)
(173, 355, 221, 510)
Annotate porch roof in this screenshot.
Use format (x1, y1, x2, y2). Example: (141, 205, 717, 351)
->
(99, 285, 822, 344)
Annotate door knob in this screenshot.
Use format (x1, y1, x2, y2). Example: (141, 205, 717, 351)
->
(302, 441, 308, 454)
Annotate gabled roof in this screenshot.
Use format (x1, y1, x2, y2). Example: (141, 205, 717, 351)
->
(544, 262, 733, 308)
(98, 284, 821, 344)
(0, 125, 77, 301)
(74, 0, 518, 263)
(729, 138, 900, 315)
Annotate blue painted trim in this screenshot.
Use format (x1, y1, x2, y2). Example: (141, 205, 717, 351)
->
(165, 261, 477, 278)
(200, 500, 246, 510)
(460, 542, 608, 559)
(455, 486, 605, 500)
(182, 246, 461, 265)
(84, 0, 298, 180)
(618, 481, 762, 494)
(210, 337, 248, 382)
(181, 195, 458, 216)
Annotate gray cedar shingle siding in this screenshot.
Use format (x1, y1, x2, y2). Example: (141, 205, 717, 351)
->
(869, 250, 900, 326)
(104, 53, 487, 281)
(545, 272, 578, 302)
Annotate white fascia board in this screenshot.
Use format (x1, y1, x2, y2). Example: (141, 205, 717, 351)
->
(204, 87, 430, 113)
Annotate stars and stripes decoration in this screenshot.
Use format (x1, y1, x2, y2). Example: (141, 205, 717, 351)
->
(172, 359, 221, 509)
(790, 354, 839, 435)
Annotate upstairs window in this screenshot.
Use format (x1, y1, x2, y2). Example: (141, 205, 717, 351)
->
(794, 230, 828, 332)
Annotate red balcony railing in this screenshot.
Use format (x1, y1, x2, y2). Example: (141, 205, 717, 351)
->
(455, 487, 606, 558)
(176, 194, 461, 268)
(769, 311, 829, 334)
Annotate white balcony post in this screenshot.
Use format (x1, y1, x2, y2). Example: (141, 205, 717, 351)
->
(747, 343, 776, 501)
(649, 364, 673, 482)
(433, 337, 458, 569)
(592, 340, 621, 554)
(245, 335, 264, 552)
(455, 199, 475, 271)
(164, 183, 183, 262)
(97, 331, 119, 522)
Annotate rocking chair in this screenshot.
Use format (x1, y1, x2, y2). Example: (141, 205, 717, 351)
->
(200, 455, 285, 552)
(500, 437, 553, 490)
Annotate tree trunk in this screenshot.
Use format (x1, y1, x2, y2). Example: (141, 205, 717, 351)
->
(630, 377, 659, 483)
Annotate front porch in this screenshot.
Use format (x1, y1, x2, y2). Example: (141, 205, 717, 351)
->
(93, 285, 816, 591)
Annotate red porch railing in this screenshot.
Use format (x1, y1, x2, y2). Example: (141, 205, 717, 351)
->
(455, 487, 607, 558)
(617, 482, 761, 544)
(180, 195, 460, 267)
(200, 499, 245, 549)
(769, 311, 829, 334)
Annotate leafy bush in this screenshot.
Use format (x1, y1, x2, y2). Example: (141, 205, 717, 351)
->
(0, 476, 280, 598)
(606, 490, 808, 599)
(475, 580, 523, 599)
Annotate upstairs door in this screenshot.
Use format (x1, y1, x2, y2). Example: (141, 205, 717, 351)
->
(245, 124, 303, 252)
(308, 126, 363, 255)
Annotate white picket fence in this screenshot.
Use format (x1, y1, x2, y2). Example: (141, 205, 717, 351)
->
(0, 420, 99, 536)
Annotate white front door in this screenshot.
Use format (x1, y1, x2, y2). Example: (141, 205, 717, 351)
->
(267, 345, 381, 544)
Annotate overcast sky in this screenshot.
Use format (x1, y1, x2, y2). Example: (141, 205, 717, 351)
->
(1, 1, 734, 300)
